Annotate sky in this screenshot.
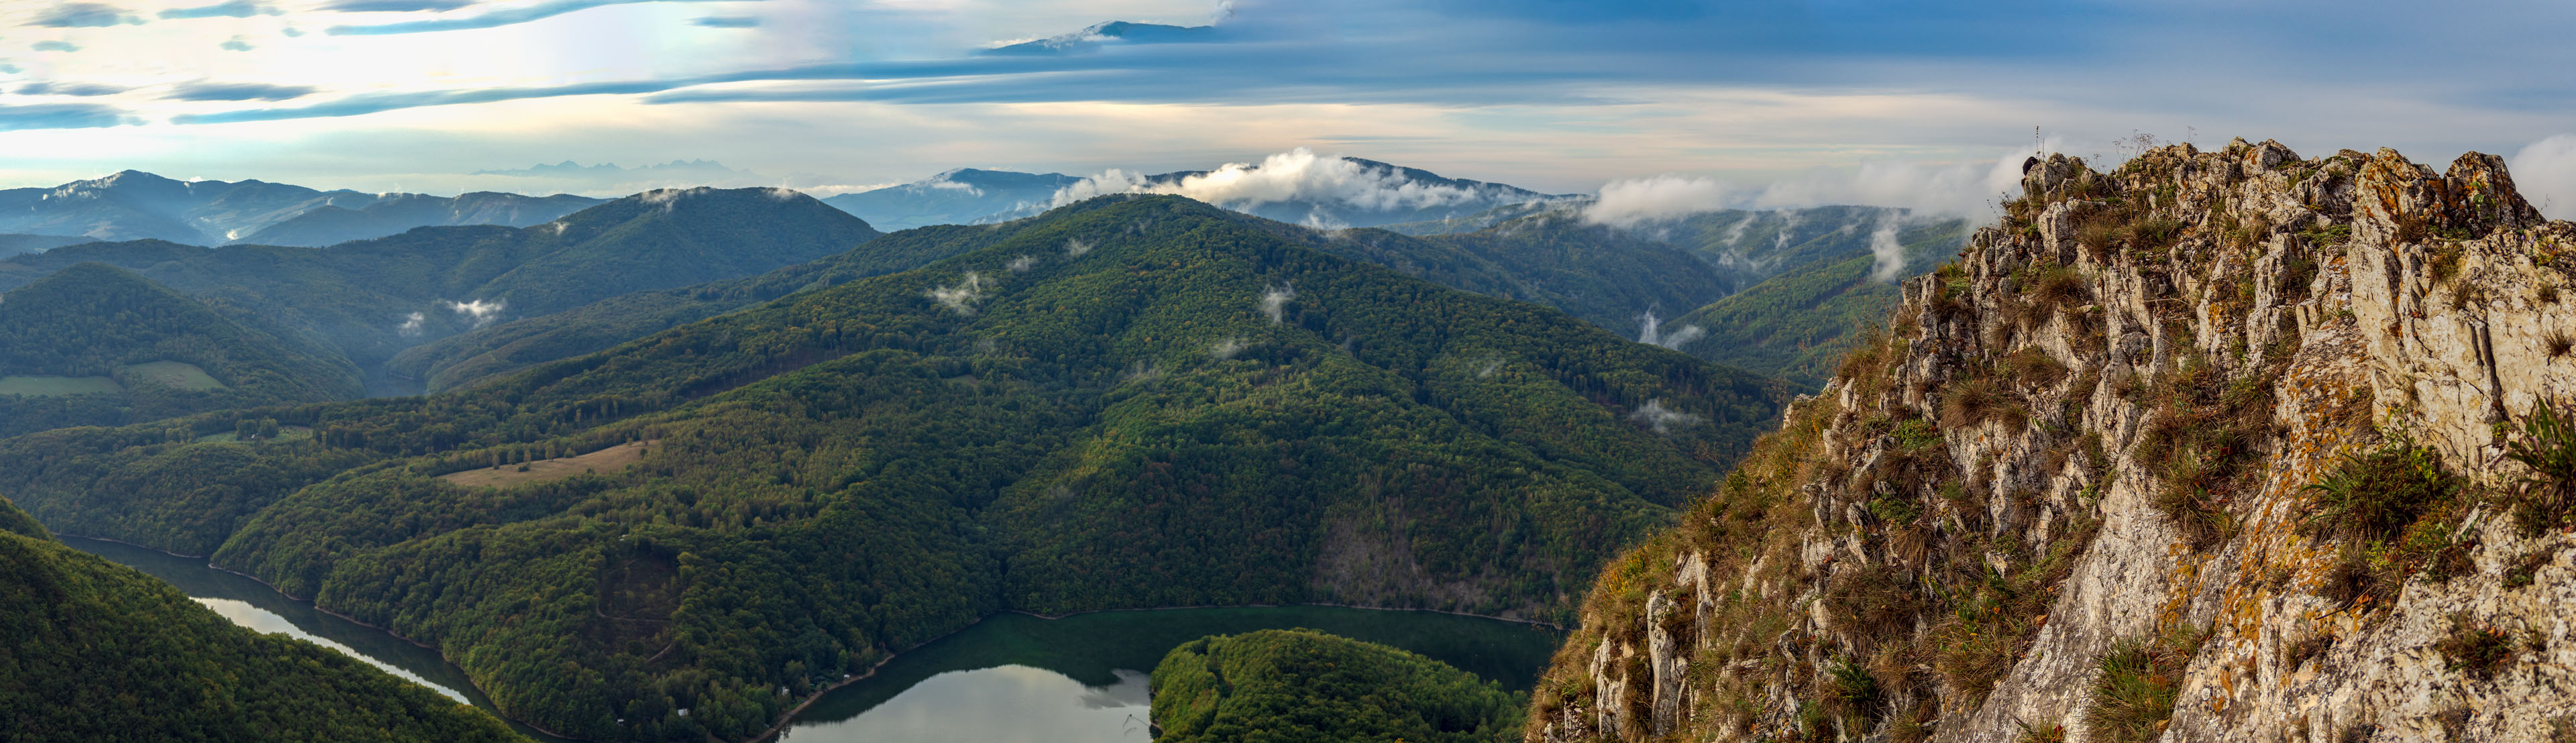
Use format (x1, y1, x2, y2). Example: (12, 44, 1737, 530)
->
(1, 0, 2572, 217)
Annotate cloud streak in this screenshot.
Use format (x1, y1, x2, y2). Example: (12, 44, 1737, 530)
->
(327, 0, 747, 35)
(28, 3, 138, 27)
(322, 0, 473, 10)
(17, 82, 129, 96)
(158, 1, 280, 19)
(0, 103, 125, 131)
(166, 81, 317, 101)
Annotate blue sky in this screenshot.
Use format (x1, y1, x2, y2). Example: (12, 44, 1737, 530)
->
(1, 0, 2571, 212)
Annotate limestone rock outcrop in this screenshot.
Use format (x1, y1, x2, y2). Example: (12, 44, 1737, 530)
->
(1529, 139, 2576, 742)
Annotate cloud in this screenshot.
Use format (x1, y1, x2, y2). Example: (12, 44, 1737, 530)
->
(446, 298, 504, 328)
(32, 40, 83, 52)
(166, 81, 317, 101)
(2511, 134, 2576, 221)
(159, 1, 280, 19)
(925, 271, 988, 315)
(219, 36, 254, 51)
(1259, 282, 1293, 323)
(279, 25, 301, 36)
(0, 103, 124, 131)
(1625, 398, 1701, 435)
(327, 0, 743, 35)
(17, 81, 127, 96)
(0, 64, 21, 74)
(1867, 224, 1907, 282)
(1208, 336, 1248, 359)
(1585, 144, 2044, 227)
(1051, 148, 1523, 213)
(1005, 255, 1036, 272)
(1063, 238, 1092, 257)
(28, 3, 140, 27)
(690, 15, 757, 27)
(396, 311, 425, 337)
(323, 0, 474, 10)
(1635, 309, 1701, 350)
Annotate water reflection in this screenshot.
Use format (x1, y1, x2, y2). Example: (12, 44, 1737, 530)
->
(776, 608, 1564, 743)
(191, 597, 469, 703)
(782, 666, 1153, 743)
(57, 536, 572, 743)
(62, 534, 1566, 743)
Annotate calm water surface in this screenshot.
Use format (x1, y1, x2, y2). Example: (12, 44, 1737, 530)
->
(62, 536, 1566, 743)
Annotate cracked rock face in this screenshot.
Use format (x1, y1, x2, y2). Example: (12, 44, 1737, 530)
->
(1527, 139, 2576, 743)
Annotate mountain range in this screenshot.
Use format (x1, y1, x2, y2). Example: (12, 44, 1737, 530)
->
(0, 194, 1789, 741)
(820, 168, 1085, 231)
(0, 170, 604, 247)
(0, 186, 880, 397)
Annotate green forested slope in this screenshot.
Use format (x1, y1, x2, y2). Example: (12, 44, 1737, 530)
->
(0, 195, 1787, 742)
(0, 264, 364, 437)
(392, 207, 1729, 393)
(386, 221, 1058, 392)
(1151, 628, 1524, 743)
(0, 495, 528, 743)
(0, 188, 878, 393)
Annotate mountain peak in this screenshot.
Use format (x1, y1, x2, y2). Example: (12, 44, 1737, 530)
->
(981, 20, 1216, 55)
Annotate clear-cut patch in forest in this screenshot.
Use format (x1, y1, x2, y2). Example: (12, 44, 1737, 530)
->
(439, 439, 658, 489)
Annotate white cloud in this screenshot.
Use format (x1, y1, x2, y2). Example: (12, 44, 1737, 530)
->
(1258, 282, 1293, 324)
(925, 270, 987, 315)
(1585, 142, 2050, 227)
(1635, 309, 1702, 351)
(1867, 224, 1906, 282)
(2512, 134, 2576, 221)
(1626, 398, 1702, 434)
(1208, 336, 1248, 359)
(1006, 254, 1036, 272)
(1051, 147, 1525, 211)
(396, 310, 425, 336)
(445, 298, 503, 328)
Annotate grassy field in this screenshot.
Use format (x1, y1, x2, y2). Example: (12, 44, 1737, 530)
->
(0, 376, 122, 396)
(437, 439, 655, 488)
(121, 361, 229, 392)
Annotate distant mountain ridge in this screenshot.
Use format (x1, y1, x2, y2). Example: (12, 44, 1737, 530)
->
(833, 156, 1574, 231)
(0, 170, 602, 247)
(981, 21, 1218, 55)
(0, 186, 880, 395)
(821, 168, 1084, 231)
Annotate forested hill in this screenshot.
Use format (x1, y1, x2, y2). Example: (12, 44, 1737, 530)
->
(386, 219, 1100, 392)
(0, 194, 1788, 742)
(0, 187, 878, 394)
(0, 495, 529, 742)
(0, 263, 365, 437)
(1151, 629, 1526, 743)
(392, 203, 1728, 394)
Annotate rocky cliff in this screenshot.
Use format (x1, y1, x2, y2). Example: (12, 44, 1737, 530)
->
(1527, 139, 2576, 742)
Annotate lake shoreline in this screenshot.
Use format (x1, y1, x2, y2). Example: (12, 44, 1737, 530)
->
(60, 532, 1558, 743)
